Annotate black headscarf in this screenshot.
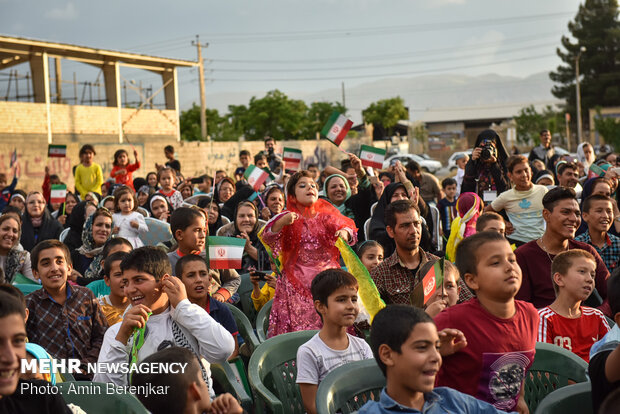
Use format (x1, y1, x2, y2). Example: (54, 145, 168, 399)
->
(198, 197, 224, 236)
(220, 184, 255, 221)
(64, 201, 92, 252)
(473, 129, 509, 175)
(231, 201, 270, 271)
(20, 208, 64, 252)
(214, 177, 236, 205)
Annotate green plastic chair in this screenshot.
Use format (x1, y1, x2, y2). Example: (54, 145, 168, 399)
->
(225, 302, 261, 354)
(211, 362, 254, 412)
(14, 284, 42, 295)
(534, 382, 592, 414)
(524, 342, 589, 413)
(57, 381, 149, 413)
(316, 358, 385, 414)
(12, 273, 38, 285)
(256, 299, 273, 343)
(248, 330, 318, 414)
(86, 278, 111, 298)
(237, 273, 263, 325)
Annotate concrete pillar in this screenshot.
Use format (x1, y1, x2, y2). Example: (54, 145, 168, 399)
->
(102, 61, 121, 107)
(29, 51, 52, 143)
(162, 68, 180, 141)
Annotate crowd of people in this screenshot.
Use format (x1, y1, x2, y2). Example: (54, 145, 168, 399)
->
(0, 130, 620, 413)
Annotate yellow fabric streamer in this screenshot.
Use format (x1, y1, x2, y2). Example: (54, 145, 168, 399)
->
(336, 237, 385, 321)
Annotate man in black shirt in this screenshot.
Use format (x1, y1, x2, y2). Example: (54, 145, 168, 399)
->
(155, 145, 181, 174)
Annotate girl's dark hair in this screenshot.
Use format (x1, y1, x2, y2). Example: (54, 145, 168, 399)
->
(170, 207, 204, 241)
(102, 237, 133, 259)
(157, 167, 174, 182)
(356, 240, 383, 258)
(146, 172, 158, 183)
(286, 170, 314, 199)
(113, 149, 129, 166)
(79, 144, 96, 156)
(112, 186, 138, 213)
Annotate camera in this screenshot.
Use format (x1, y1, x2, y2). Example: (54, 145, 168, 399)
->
(479, 142, 497, 161)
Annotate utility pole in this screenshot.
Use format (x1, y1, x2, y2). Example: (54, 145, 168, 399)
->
(341, 81, 346, 111)
(575, 46, 586, 143)
(192, 35, 209, 141)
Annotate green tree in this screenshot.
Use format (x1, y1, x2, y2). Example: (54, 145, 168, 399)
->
(549, 0, 620, 130)
(303, 101, 346, 139)
(362, 97, 409, 137)
(242, 90, 308, 140)
(594, 108, 620, 148)
(514, 105, 565, 144)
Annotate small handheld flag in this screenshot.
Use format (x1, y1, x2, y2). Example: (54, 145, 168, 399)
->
(50, 184, 67, 204)
(244, 165, 269, 191)
(9, 149, 17, 168)
(282, 148, 303, 170)
(410, 259, 445, 307)
(208, 236, 246, 269)
(359, 145, 386, 169)
(48, 145, 67, 158)
(321, 112, 353, 147)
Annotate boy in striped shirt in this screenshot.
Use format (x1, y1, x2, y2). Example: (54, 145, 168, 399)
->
(538, 249, 610, 362)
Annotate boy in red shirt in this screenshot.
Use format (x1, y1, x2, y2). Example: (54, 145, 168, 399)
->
(538, 249, 610, 362)
(435, 231, 538, 413)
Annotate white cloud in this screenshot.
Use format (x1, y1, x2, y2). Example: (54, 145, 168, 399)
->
(45, 2, 78, 20)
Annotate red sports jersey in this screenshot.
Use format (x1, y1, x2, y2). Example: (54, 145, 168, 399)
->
(537, 306, 610, 362)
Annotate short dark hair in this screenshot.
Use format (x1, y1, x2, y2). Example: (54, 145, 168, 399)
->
(356, 240, 383, 258)
(239, 150, 250, 157)
(385, 199, 419, 229)
(608, 267, 620, 317)
(264, 136, 275, 143)
(455, 231, 507, 278)
(131, 347, 202, 414)
(311, 268, 358, 306)
(170, 207, 204, 241)
(551, 249, 596, 294)
(104, 251, 130, 278)
(405, 161, 420, 173)
(475, 212, 504, 232)
(507, 155, 529, 173)
(307, 163, 318, 169)
(164, 145, 174, 154)
(175, 255, 208, 279)
(79, 144, 96, 156)
(254, 153, 267, 164)
(120, 246, 171, 282)
(286, 170, 314, 200)
(540, 129, 550, 136)
(157, 167, 175, 182)
(31, 240, 72, 271)
(542, 186, 577, 212)
(0, 284, 26, 310)
(102, 237, 133, 259)
(112, 186, 138, 213)
(0, 290, 26, 320)
(441, 177, 456, 189)
(583, 194, 613, 214)
(370, 305, 433, 376)
(557, 162, 578, 176)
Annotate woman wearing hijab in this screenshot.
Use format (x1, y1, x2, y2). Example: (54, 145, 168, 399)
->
(445, 192, 483, 261)
(0, 214, 35, 283)
(198, 196, 224, 236)
(322, 174, 353, 217)
(214, 177, 236, 206)
(220, 184, 256, 221)
(64, 201, 98, 252)
(461, 129, 509, 202)
(70, 207, 113, 284)
(259, 185, 285, 221)
(20, 191, 64, 252)
(217, 200, 270, 272)
(577, 142, 596, 175)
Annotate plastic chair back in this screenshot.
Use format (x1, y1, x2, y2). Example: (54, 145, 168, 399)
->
(605, 315, 616, 329)
(140, 218, 172, 246)
(249, 330, 318, 414)
(370, 202, 377, 216)
(524, 342, 588, 413)
(225, 302, 261, 353)
(59, 227, 70, 242)
(534, 382, 592, 414)
(429, 205, 441, 252)
(256, 299, 273, 342)
(222, 215, 231, 225)
(86, 279, 111, 298)
(316, 358, 384, 414)
(237, 273, 263, 325)
(363, 218, 371, 241)
(14, 284, 42, 295)
(57, 381, 149, 413)
(211, 362, 253, 412)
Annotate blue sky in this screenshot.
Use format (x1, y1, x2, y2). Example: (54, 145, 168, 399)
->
(1, 0, 584, 113)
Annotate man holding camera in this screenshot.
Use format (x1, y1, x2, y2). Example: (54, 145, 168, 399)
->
(461, 129, 509, 203)
(263, 136, 283, 174)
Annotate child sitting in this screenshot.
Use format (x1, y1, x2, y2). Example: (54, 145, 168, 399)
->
(157, 167, 183, 210)
(589, 268, 620, 414)
(99, 252, 130, 325)
(296, 269, 373, 414)
(538, 249, 610, 362)
(475, 211, 507, 236)
(357, 241, 384, 275)
(110, 148, 141, 190)
(437, 177, 458, 243)
(250, 266, 277, 311)
(435, 231, 538, 412)
(168, 207, 240, 302)
(26, 240, 108, 378)
(359, 305, 511, 413)
(421, 259, 461, 318)
(94, 246, 234, 395)
(112, 186, 148, 248)
(132, 347, 242, 414)
(176, 255, 239, 359)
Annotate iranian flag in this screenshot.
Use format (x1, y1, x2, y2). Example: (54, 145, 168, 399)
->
(359, 145, 386, 169)
(48, 144, 67, 158)
(208, 236, 246, 269)
(50, 184, 67, 204)
(282, 148, 302, 170)
(244, 165, 270, 191)
(321, 112, 353, 146)
(422, 259, 444, 305)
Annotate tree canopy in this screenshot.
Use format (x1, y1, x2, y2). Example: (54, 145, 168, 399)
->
(362, 97, 408, 138)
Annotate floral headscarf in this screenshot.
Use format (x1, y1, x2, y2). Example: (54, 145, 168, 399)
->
(77, 212, 113, 279)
